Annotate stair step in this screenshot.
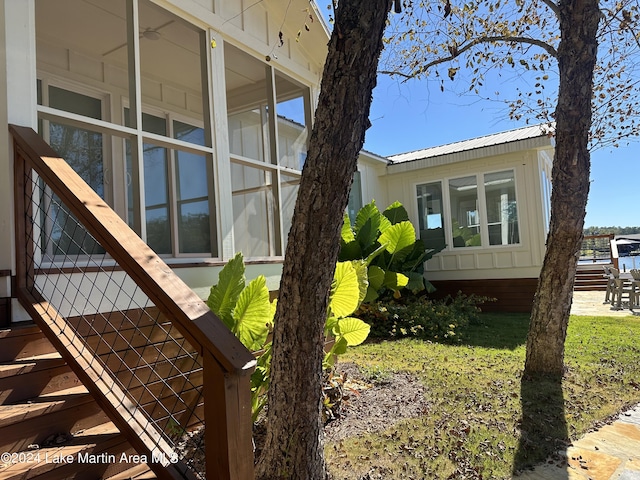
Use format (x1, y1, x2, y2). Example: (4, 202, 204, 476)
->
(0, 352, 65, 379)
(0, 386, 110, 453)
(0, 386, 88, 427)
(0, 324, 56, 363)
(0, 423, 143, 480)
(106, 463, 157, 480)
(0, 356, 80, 405)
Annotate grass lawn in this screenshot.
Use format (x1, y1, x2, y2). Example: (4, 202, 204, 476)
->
(325, 312, 640, 479)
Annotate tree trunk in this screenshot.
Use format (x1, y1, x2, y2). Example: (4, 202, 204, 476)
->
(255, 1, 390, 479)
(524, 0, 600, 377)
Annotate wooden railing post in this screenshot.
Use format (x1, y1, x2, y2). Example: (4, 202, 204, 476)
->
(203, 350, 255, 480)
(12, 146, 32, 294)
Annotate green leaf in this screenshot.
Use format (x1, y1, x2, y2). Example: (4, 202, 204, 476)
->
(232, 275, 273, 351)
(325, 316, 339, 336)
(367, 265, 385, 291)
(207, 252, 245, 329)
(363, 285, 379, 303)
(354, 201, 380, 235)
(406, 271, 426, 292)
(339, 240, 363, 261)
(336, 317, 371, 346)
(383, 201, 410, 224)
(355, 202, 391, 248)
(331, 336, 349, 355)
(329, 262, 361, 318)
(382, 271, 409, 291)
(356, 218, 378, 252)
(379, 221, 416, 257)
(341, 212, 356, 243)
(364, 243, 386, 266)
(351, 260, 369, 306)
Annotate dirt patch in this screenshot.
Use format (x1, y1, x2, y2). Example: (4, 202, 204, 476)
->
(252, 362, 429, 466)
(324, 362, 429, 443)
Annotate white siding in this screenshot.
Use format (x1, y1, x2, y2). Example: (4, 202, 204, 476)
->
(385, 149, 552, 281)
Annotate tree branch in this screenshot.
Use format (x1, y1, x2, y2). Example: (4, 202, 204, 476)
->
(539, 0, 561, 19)
(382, 35, 558, 80)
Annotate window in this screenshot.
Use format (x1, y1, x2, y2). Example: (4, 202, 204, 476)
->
(35, 0, 310, 261)
(225, 45, 309, 257)
(37, 83, 106, 258)
(484, 171, 519, 245)
(449, 176, 481, 248)
(416, 182, 446, 250)
(347, 171, 363, 224)
(125, 111, 213, 256)
(416, 169, 520, 251)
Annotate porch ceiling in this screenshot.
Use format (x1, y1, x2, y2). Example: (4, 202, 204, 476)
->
(35, 0, 283, 96)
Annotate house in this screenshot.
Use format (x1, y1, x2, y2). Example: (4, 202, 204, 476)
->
(381, 125, 554, 312)
(0, 1, 330, 478)
(0, 0, 553, 478)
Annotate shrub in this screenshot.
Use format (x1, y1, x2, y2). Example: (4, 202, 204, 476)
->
(354, 293, 491, 342)
(208, 252, 371, 421)
(339, 200, 443, 301)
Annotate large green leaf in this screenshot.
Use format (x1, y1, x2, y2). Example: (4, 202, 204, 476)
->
(367, 265, 385, 291)
(364, 243, 386, 266)
(340, 211, 361, 261)
(383, 201, 410, 224)
(232, 275, 273, 351)
(340, 240, 363, 261)
(207, 252, 245, 329)
(351, 260, 369, 306)
(382, 270, 409, 291)
(398, 239, 431, 272)
(341, 212, 355, 243)
(379, 221, 416, 262)
(354, 201, 381, 235)
(355, 218, 378, 252)
(354, 202, 391, 250)
(325, 316, 339, 336)
(364, 285, 379, 303)
(337, 317, 371, 346)
(332, 337, 349, 355)
(406, 271, 426, 292)
(329, 261, 361, 318)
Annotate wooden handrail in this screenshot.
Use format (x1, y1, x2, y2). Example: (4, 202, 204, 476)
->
(10, 124, 255, 480)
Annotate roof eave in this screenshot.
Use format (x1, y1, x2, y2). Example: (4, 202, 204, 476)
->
(387, 136, 554, 174)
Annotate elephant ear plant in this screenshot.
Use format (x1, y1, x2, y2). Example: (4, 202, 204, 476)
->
(207, 252, 370, 422)
(340, 200, 441, 301)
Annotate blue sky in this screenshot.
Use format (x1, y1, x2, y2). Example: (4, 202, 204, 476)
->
(313, 1, 639, 228)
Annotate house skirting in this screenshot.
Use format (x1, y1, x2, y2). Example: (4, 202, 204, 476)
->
(429, 278, 539, 313)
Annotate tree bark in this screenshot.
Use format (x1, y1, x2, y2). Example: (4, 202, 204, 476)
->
(524, 0, 600, 377)
(255, 1, 391, 479)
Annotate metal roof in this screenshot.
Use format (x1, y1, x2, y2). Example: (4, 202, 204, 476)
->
(388, 124, 554, 166)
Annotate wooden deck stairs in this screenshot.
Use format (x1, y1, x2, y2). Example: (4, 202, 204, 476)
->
(0, 323, 156, 480)
(574, 264, 611, 291)
(7, 125, 256, 480)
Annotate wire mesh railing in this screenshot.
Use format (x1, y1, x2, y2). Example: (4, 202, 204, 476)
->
(11, 125, 255, 480)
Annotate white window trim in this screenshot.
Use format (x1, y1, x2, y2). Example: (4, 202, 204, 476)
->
(413, 167, 523, 252)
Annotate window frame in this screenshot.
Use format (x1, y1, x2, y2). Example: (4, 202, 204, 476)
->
(414, 167, 522, 251)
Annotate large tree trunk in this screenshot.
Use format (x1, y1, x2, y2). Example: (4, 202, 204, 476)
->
(255, 1, 390, 479)
(524, 0, 600, 377)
